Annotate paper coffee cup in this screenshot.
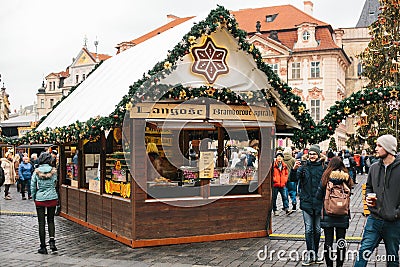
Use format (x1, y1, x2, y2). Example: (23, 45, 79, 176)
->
(367, 193, 376, 198)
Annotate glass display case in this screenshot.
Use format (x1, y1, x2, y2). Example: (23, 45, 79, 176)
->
(144, 120, 261, 199)
(104, 130, 131, 198)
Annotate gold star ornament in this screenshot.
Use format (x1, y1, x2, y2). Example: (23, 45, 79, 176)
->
(389, 88, 399, 98)
(344, 106, 351, 114)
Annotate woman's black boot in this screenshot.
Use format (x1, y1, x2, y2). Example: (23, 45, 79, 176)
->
(49, 239, 57, 252)
(38, 245, 48, 254)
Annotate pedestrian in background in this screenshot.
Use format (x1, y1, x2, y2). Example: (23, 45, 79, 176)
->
(290, 144, 325, 266)
(31, 153, 39, 169)
(31, 152, 59, 254)
(316, 156, 353, 267)
(14, 154, 20, 192)
(342, 150, 357, 184)
(283, 147, 297, 211)
(1, 151, 16, 200)
(18, 156, 33, 200)
(354, 134, 400, 267)
(272, 152, 291, 216)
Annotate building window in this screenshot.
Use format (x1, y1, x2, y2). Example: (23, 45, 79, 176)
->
(311, 99, 321, 122)
(291, 62, 301, 79)
(302, 31, 310, 41)
(311, 61, 320, 78)
(82, 74, 86, 81)
(75, 75, 79, 84)
(50, 99, 54, 108)
(49, 81, 56, 91)
(357, 62, 364, 76)
(40, 99, 44, 108)
(268, 63, 279, 74)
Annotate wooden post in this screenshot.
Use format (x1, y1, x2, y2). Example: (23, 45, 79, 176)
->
(217, 126, 224, 167)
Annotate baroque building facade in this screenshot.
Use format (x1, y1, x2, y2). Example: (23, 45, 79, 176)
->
(231, 2, 350, 150)
(36, 46, 111, 118)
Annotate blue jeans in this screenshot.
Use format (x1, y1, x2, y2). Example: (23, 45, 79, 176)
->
(303, 210, 321, 255)
(20, 179, 31, 197)
(272, 186, 289, 211)
(354, 216, 400, 267)
(287, 181, 297, 205)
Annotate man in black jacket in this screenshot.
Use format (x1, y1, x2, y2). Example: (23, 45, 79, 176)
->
(354, 134, 400, 267)
(290, 144, 325, 266)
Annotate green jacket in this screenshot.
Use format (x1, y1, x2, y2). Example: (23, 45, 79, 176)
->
(30, 164, 58, 202)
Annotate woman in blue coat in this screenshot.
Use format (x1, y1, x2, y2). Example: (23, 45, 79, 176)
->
(316, 157, 353, 267)
(31, 152, 59, 254)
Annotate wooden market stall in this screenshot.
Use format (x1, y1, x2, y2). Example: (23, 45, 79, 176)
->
(36, 7, 300, 248)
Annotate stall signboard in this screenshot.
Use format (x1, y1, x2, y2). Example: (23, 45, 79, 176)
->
(131, 103, 206, 119)
(209, 104, 275, 122)
(105, 180, 131, 198)
(131, 102, 275, 122)
(199, 151, 215, 179)
(18, 126, 34, 137)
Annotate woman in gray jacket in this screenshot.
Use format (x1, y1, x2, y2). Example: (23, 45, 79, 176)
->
(31, 152, 58, 254)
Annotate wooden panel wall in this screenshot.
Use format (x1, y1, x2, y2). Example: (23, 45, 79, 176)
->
(64, 188, 132, 237)
(86, 193, 103, 227)
(60, 185, 68, 214)
(134, 176, 271, 240)
(79, 190, 87, 221)
(67, 188, 80, 219)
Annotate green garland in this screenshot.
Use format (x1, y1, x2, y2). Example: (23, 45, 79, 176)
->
(2, 5, 395, 148)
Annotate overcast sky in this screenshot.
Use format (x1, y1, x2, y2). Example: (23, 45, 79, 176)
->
(0, 0, 367, 112)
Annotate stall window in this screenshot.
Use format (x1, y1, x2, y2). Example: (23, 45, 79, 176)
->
(104, 128, 131, 198)
(64, 145, 79, 187)
(83, 140, 101, 191)
(145, 121, 261, 199)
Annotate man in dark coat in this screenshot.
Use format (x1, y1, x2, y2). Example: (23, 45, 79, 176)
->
(354, 134, 400, 267)
(290, 144, 325, 266)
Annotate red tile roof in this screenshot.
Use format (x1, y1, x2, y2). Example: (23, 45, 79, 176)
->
(117, 5, 338, 53)
(90, 52, 112, 61)
(116, 16, 194, 50)
(257, 27, 339, 51)
(231, 5, 329, 32)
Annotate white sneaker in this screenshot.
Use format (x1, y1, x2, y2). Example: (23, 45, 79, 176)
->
(273, 211, 280, 216)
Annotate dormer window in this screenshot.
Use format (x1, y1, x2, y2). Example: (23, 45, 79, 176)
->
(265, 14, 277, 22)
(302, 31, 310, 41)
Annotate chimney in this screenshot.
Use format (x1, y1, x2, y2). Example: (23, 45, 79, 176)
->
(304, 1, 313, 16)
(334, 29, 344, 48)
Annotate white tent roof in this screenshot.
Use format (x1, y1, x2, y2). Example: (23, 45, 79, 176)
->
(1, 115, 36, 127)
(37, 11, 299, 131)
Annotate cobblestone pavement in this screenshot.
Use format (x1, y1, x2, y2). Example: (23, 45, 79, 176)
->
(0, 174, 388, 266)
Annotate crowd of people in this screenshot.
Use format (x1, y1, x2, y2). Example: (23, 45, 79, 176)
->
(274, 134, 400, 266)
(1, 134, 400, 264)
